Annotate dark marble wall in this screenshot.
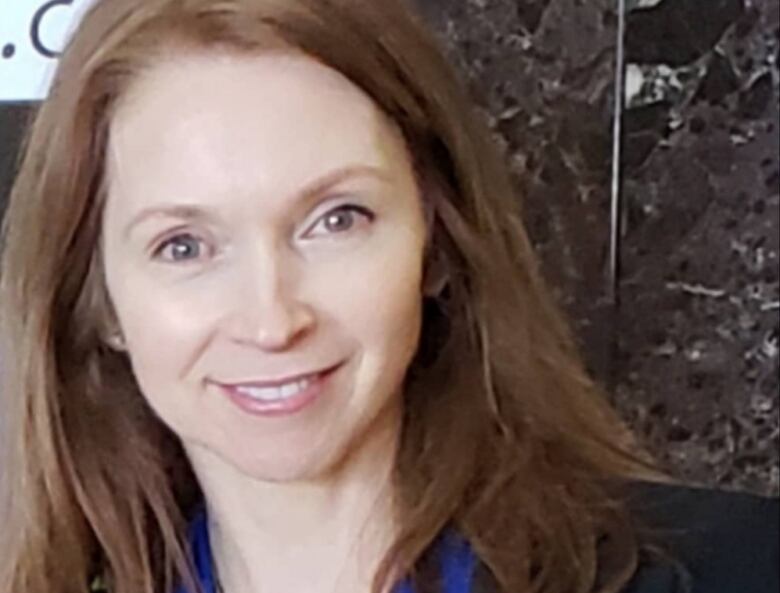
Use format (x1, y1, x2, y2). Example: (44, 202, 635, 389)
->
(1, 0, 777, 496)
(414, 0, 779, 497)
(414, 0, 621, 382)
(615, 0, 779, 496)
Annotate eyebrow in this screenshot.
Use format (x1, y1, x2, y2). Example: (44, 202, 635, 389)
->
(121, 164, 392, 240)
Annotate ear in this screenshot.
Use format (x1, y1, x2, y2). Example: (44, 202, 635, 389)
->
(423, 254, 449, 298)
(422, 222, 450, 299)
(97, 308, 126, 351)
(105, 332, 127, 351)
(420, 188, 450, 298)
(79, 245, 127, 352)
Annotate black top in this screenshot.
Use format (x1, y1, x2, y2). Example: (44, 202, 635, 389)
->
(471, 480, 779, 593)
(621, 480, 779, 593)
(82, 479, 777, 592)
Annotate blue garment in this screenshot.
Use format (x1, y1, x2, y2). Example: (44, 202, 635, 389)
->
(175, 506, 477, 593)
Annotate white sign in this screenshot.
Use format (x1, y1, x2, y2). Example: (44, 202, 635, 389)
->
(0, 0, 96, 102)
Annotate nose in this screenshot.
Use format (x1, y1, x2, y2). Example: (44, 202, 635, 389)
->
(226, 250, 316, 351)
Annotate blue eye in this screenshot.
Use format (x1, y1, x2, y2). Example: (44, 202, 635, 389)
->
(153, 233, 207, 262)
(308, 204, 374, 237)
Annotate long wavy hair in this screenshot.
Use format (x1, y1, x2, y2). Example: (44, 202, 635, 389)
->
(0, 1, 672, 592)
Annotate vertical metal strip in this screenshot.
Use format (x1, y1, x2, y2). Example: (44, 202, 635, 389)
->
(605, 0, 627, 394)
(609, 0, 627, 307)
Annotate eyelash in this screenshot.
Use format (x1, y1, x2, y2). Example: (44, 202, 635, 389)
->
(321, 204, 375, 235)
(151, 204, 375, 263)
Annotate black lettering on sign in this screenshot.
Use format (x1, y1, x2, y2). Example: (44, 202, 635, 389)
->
(30, 0, 75, 59)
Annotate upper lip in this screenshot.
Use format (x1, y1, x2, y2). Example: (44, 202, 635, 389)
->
(215, 361, 341, 389)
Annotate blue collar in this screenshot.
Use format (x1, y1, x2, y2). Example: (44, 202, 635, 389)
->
(176, 506, 476, 593)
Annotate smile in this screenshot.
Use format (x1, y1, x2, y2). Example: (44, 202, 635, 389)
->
(233, 375, 315, 401)
(213, 362, 344, 417)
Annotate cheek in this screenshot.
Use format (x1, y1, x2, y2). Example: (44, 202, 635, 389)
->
(333, 239, 425, 358)
(118, 296, 219, 432)
(107, 273, 218, 400)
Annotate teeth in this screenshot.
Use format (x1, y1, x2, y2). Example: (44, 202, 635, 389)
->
(235, 376, 313, 401)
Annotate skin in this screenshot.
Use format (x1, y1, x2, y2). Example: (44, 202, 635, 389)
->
(100, 49, 430, 592)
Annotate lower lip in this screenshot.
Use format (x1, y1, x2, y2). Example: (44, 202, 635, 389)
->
(216, 364, 341, 418)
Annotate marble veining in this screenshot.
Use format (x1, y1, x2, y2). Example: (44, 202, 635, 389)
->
(615, 0, 779, 496)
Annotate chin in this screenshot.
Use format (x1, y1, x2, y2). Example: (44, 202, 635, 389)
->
(224, 443, 347, 484)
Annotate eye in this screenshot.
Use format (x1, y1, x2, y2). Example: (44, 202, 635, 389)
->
(152, 232, 210, 263)
(306, 204, 375, 238)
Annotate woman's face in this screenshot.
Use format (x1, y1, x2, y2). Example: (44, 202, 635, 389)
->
(101, 50, 428, 482)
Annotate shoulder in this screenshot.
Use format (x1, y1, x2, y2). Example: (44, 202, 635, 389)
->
(619, 479, 779, 593)
(470, 479, 779, 593)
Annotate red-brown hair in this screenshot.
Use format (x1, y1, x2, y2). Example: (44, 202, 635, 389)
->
(0, 1, 670, 592)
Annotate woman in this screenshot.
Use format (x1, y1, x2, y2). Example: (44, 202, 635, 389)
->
(0, 1, 775, 593)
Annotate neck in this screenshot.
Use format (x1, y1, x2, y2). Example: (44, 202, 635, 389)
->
(191, 402, 403, 593)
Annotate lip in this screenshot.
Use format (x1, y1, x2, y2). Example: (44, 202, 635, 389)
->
(215, 361, 344, 418)
(216, 362, 342, 389)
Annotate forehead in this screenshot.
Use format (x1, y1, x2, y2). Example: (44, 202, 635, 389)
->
(105, 49, 408, 209)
